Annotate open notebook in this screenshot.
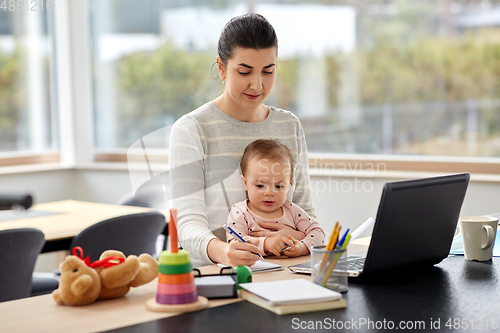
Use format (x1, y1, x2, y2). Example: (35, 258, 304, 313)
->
(218, 260, 283, 273)
(240, 279, 346, 315)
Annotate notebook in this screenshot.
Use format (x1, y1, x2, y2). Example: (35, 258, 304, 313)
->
(288, 173, 470, 277)
(240, 279, 346, 315)
(218, 260, 283, 273)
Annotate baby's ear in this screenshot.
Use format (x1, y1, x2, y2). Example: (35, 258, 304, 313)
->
(290, 178, 294, 185)
(241, 175, 248, 189)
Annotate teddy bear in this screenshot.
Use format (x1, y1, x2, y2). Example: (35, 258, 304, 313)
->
(94, 250, 158, 300)
(52, 255, 102, 306)
(52, 249, 158, 306)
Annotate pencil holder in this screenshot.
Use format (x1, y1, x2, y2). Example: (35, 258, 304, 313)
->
(311, 245, 348, 293)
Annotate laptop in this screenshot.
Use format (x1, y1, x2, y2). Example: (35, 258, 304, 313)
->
(289, 173, 470, 277)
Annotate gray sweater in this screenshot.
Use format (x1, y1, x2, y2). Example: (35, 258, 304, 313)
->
(169, 101, 315, 266)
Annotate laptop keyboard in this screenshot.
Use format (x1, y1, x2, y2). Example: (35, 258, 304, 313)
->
(347, 258, 365, 271)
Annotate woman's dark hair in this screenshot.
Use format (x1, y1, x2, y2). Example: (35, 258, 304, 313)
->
(218, 13, 278, 64)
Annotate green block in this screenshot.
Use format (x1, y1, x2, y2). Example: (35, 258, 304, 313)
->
(158, 249, 191, 265)
(158, 262, 193, 275)
(234, 265, 252, 289)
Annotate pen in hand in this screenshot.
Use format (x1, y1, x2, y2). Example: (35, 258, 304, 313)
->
(223, 224, 266, 262)
(282, 237, 295, 252)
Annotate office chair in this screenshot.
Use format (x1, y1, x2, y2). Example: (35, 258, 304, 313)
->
(116, 191, 151, 208)
(70, 211, 166, 262)
(117, 190, 170, 252)
(0, 193, 60, 298)
(0, 228, 45, 302)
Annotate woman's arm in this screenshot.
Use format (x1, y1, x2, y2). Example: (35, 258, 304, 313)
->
(169, 116, 217, 264)
(291, 120, 317, 219)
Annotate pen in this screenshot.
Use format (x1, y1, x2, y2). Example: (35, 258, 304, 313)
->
(335, 228, 350, 249)
(282, 238, 295, 252)
(313, 223, 340, 283)
(223, 224, 266, 262)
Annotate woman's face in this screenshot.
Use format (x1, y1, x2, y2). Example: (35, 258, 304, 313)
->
(218, 47, 277, 118)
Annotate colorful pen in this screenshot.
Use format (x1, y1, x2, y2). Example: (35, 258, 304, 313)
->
(335, 229, 350, 249)
(282, 238, 295, 252)
(313, 223, 340, 284)
(223, 224, 266, 261)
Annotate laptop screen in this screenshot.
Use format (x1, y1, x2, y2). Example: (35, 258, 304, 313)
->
(363, 173, 470, 275)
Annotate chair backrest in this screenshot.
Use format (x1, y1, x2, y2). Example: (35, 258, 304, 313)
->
(0, 228, 45, 302)
(115, 191, 150, 208)
(70, 212, 166, 262)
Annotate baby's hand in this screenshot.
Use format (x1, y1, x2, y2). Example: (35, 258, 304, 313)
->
(243, 236, 260, 246)
(264, 236, 294, 257)
(282, 236, 309, 257)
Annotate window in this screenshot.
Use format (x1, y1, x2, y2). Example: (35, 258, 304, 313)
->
(89, 1, 499, 165)
(0, 8, 58, 161)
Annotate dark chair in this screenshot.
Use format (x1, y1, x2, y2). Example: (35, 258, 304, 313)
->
(70, 211, 166, 262)
(117, 191, 170, 252)
(116, 191, 151, 208)
(0, 228, 45, 302)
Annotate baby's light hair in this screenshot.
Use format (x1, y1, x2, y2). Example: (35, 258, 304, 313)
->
(240, 139, 295, 179)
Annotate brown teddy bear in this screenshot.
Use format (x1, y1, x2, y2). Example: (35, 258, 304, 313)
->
(95, 250, 158, 300)
(52, 255, 101, 306)
(52, 249, 158, 306)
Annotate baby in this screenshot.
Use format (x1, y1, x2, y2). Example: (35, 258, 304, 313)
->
(226, 139, 325, 257)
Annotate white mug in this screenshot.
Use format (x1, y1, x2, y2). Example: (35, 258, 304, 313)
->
(459, 216, 499, 261)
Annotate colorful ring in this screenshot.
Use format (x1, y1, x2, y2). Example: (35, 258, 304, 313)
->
(157, 282, 196, 295)
(158, 272, 194, 284)
(158, 250, 191, 265)
(158, 262, 192, 275)
(156, 291, 198, 305)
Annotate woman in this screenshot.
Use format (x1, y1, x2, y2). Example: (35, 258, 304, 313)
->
(169, 13, 316, 267)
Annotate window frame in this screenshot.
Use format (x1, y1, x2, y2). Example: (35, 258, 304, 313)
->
(2, 0, 500, 178)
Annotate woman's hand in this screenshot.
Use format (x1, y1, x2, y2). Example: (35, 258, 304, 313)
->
(282, 236, 310, 257)
(264, 236, 294, 257)
(250, 221, 306, 240)
(208, 238, 259, 267)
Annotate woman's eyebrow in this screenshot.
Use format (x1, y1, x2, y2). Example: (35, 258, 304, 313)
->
(238, 63, 276, 69)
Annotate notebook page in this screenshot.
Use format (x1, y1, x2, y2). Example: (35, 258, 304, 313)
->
(217, 261, 283, 273)
(240, 279, 341, 306)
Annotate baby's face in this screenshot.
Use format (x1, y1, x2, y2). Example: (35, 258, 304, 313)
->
(242, 157, 292, 215)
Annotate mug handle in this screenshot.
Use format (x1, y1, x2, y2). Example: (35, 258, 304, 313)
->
(482, 225, 495, 250)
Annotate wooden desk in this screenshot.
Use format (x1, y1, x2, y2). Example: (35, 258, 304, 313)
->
(2, 240, 499, 333)
(0, 200, 165, 252)
(109, 256, 500, 333)
(0, 256, 313, 333)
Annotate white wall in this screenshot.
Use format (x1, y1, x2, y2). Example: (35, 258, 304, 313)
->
(311, 175, 500, 237)
(0, 168, 75, 202)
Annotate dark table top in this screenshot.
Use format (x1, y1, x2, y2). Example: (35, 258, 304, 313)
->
(105, 256, 500, 333)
